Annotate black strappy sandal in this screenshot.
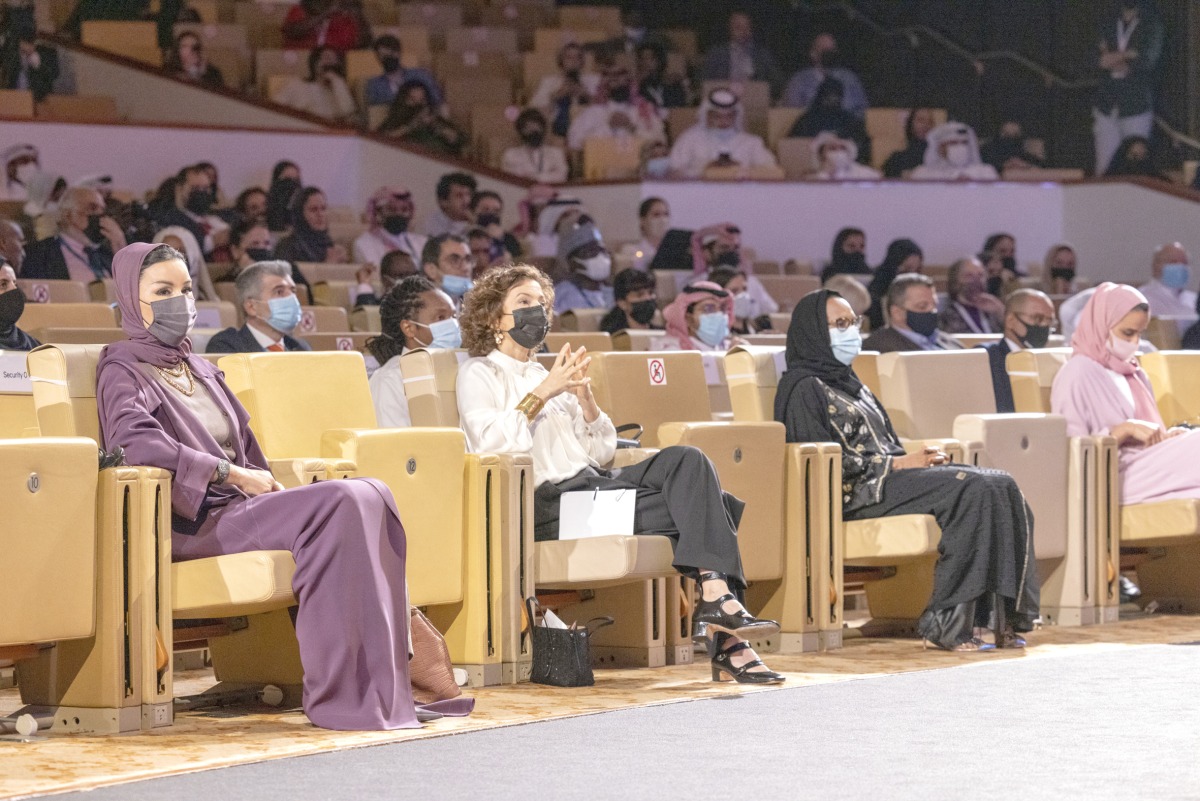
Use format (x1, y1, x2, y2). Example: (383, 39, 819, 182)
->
(711, 641, 785, 684)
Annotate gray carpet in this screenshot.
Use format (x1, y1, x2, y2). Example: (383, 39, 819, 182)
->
(52, 644, 1200, 801)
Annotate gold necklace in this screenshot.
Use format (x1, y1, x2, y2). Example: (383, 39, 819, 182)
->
(155, 361, 196, 397)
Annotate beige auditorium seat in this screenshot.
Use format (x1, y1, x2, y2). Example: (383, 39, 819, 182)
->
(296, 305, 350, 335)
(400, 348, 685, 666)
(1144, 316, 1193, 351)
(0, 88, 34, 118)
(350, 305, 382, 332)
(582, 136, 645, 181)
(17, 279, 91, 303)
(0, 349, 38, 438)
(17, 302, 118, 331)
(221, 351, 532, 685)
(777, 137, 816, 179)
(767, 107, 803, 150)
(543, 331, 612, 352)
(559, 5, 622, 34)
(558, 308, 607, 332)
(37, 94, 122, 122)
(952, 333, 1002, 348)
(755, 275, 822, 314)
(1140, 351, 1200, 427)
(30, 327, 126, 346)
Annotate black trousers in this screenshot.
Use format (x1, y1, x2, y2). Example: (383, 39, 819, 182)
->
(533, 445, 747, 588)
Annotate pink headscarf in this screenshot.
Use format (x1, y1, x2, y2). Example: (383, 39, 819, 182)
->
(662, 280, 735, 350)
(1071, 281, 1162, 425)
(363, 185, 412, 230)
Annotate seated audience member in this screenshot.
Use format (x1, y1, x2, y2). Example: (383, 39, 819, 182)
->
(821, 226, 869, 283)
(166, 31, 224, 88)
(4, 29, 59, 101)
(274, 187, 347, 263)
(194, 161, 231, 215)
(364, 34, 442, 108)
(367, 274, 459, 427)
(788, 78, 870, 164)
(777, 290, 1038, 650)
(622, 196, 670, 272)
(0, 263, 37, 350)
(354, 185, 427, 267)
(0, 217, 26, 273)
(701, 10, 782, 97)
(867, 238, 923, 330)
(862, 272, 962, 352)
(424, 172, 477, 237)
(691, 222, 778, 316)
(636, 41, 690, 109)
(1182, 294, 1200, 350)
(207, 260, 310, 353)
(553, 220, 613, 313)
(810, 132, 880, 180)
(157, 163, 230, 260)
(1044, 242, 1081, 296)
(1104, 135, 1165, 179)
(983, 289, 1057, 413)
(377, 80, 465, 155)
(663, 280, 739, 351)
(566, 63, 665, 152)
(781, 32, 867, 116)
(470, 190, 521, 261)
(420, 233, 473, 307)
(273, 46, 356, 123)
(234, 187, 268, 228)
(153, 226, 218, 302)
(600, 268, 659, 333)
(530, 42, 600, 138)
(468, 228, 497, 278)
(282, 0, 370, 51)
(1059, 288, 1094, 340)
(710, 266, 772, 334)
(983, 232, 1018, 276)
(22, 187, 125, 280)
(98, 242, 469, 729)
(910, 122, 998, 181)
(882, 109, 936, 178)
(1138, 241, 1195, 316)
(939, 256, 1005, 335)
(226, 219, 312, 295)
(266, 161, 302, 232)
(456, 263, 782, 683)
(353, 249, 419, 306)
(501, 109, 569, 184)
(668, 88, 777, 179)
(979, 120, 1045, 174)
(0, 143, 37, 201)
(822, 273, 871, 319)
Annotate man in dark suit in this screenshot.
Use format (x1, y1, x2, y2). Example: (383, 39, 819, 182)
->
(207, 260, 311, 353)
(3, 31, 59, 101)
(700, 10, 782, 98)
(21, 187, 124, 280)
(981, 289, 1058, 413)
(862, 273, 962, 353)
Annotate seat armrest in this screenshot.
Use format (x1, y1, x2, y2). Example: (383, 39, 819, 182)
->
(268, 458, 351, 487)
(609, 448, 659, 469)
(902, 437, 965, 462)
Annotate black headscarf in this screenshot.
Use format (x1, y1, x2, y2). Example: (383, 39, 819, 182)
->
(281, 186, 334, 261)
(866, 238, 922, 329)
(822, 227, 869, 282)
(780, 288, 862, 398)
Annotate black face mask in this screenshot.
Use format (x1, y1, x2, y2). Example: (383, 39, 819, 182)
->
(83, 214, 104, 242)
(185, 188, 213, 215)
(818, 50, 839, 68)
(986, 275, 1004, 296)
(0, 287, 24, 328)
(1000, 256, 1017, 274)
(382, 214, 409, 235)
(836, 252, 868, 272)
(1019, 322, 1051, 349)
(713, 250, 740, 268)
(380, 55, 401, 73)
(507, 304, 549, 349)
(564, 69, 581, 82)
(905, 310, 939, 337)
(629, 298, 657, 325)
(245, 247, 274, 263)
(476, 213, 501, 228)
(1050, 268, 1075, 284)
(609, 85, 632, 103)
(521, 129, 546, 148)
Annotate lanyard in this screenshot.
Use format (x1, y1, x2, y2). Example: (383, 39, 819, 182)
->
(952, 301, 992, 334)
(1116, 17, 1138, 52)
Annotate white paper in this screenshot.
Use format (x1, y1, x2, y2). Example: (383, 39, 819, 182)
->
(0, 351, 31, 393)
(772, 349, 786, 379)
(701, 353, 721, 386)
(540, 609, 568, 629)
(558, 489, 635, 540)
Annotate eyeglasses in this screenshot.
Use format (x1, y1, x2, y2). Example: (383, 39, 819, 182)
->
(828, 315, 863, 331)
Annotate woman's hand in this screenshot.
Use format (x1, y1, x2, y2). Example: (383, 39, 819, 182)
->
(893, 446, 949, 471)
(1112, 420, 1166, 447)
(227, 465, 284, 496)
(1168, 426, 1192, 439)
(356, 263, 376, 285)
(532, 343, 590, 403)
(327, 243, 349, 263)
(570, 353, 601, 422)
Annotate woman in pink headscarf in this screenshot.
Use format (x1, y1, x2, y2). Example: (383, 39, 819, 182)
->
(662, 280, 739, 351)
(352, 185, 428, 268)
(1051, 281, 1200, 505)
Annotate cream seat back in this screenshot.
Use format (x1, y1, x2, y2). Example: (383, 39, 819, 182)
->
(17, 279, 91, 303)
(1006, 348, 1071, 414)
(0, 349, 38, 437)
(558, 308, 607, 332)
(543, 331, 613, 352)
(1139, 351, 1200, 427)
(17, 303, 118, 331)
(876, 350, 996, 440)
(753, 275, 821, 314)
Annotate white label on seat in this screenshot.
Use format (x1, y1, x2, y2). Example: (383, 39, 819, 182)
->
(559, 489, 635, 539)
(0, 351, 31, 393)
(335, 337, 353, 351)
(701, 353, 721, 386)
(647, 357, 666, 386)
(772, 350, 786, 378)
(194, 307, 222, 329)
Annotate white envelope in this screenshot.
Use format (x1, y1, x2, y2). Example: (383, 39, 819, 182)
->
(558, 489, 636, 540)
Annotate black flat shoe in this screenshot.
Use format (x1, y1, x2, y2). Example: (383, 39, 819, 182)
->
(711, 641, 785, 684)
(691, 592, 780, 642)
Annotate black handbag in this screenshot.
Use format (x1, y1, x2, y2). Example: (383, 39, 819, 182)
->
(525, 597, 613, 687)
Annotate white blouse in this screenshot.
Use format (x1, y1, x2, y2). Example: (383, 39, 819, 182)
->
(368, 352, 412, 428)
(456, 349, 617, 487)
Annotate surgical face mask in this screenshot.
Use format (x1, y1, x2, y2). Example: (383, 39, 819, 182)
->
(644, 216, 670, 240)
(905, 309, 939, 337)
(576, 252, 611, 282)
(14, 162, 35, 185)
(83, 213, 104, 242)
(1161, 263, 1191, 290)
(712, 127, 737, 143)
(696, 311, 729, 347)
(261, 294, 301, 334)
(415, 317, 461, 349)
(1108, 333, 1139, 362)
(380, 55, 400, 73)
(0, 287, 24, 328)
(643, 156, 671, 178)
(829, 326, 862, 365)
(828, 150, 851, 171)
(442, 274, 473, 298)
(507, 304, 549, 349)
(381, 214, 409, 235)
(143, 293, 196, 347)
(945, 143, 971, 167)
(732, 291, 754, 319)
(245, 247, 274, 263)
(629, 298, 657, 325)
(185, 188, 213, 216)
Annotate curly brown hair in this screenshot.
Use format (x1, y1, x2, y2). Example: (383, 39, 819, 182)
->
(460, 263, 555, 357)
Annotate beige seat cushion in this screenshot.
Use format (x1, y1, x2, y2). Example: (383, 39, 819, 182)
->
(536, 535, 676, 589)
(1122, 499, 1200, 547)
(845, 514, 941, 566)
(173, 551, 296, 619)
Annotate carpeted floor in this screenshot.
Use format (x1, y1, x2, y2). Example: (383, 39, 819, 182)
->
(3, 616, 1199, 800)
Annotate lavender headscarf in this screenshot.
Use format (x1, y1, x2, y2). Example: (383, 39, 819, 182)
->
(101, 242, 194, 368)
